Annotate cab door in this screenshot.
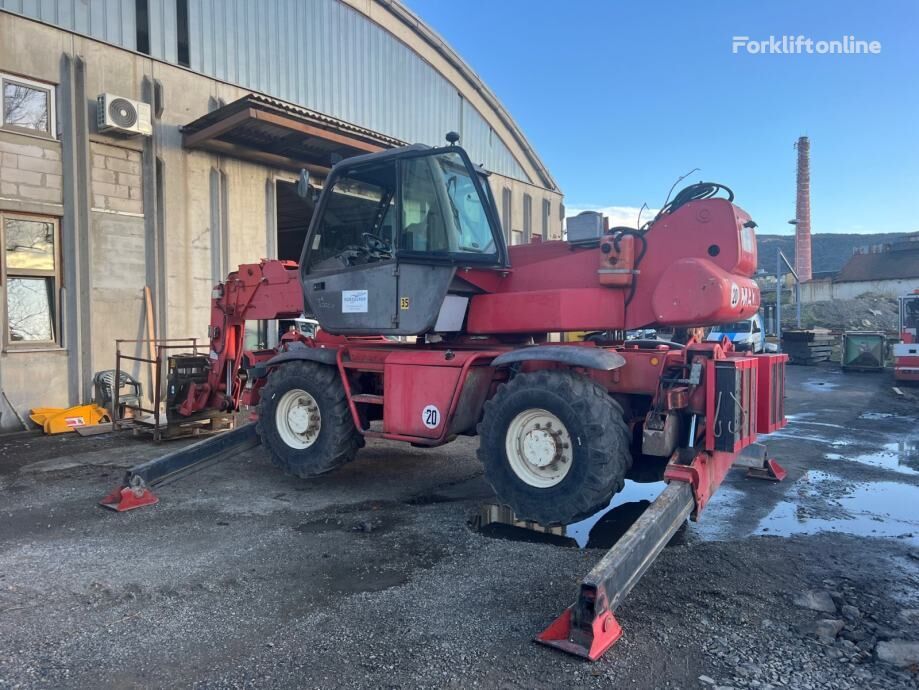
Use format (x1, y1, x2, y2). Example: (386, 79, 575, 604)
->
(300, 160, 399, 334)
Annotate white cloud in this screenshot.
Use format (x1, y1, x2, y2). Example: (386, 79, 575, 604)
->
(565, 205, 660, 230)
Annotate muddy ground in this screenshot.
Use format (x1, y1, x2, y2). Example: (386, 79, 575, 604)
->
(1, 365, 918, 689)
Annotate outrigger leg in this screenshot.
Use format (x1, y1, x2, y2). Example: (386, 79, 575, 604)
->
(537, 448, 785, 660)
(99, 423, 260, 511)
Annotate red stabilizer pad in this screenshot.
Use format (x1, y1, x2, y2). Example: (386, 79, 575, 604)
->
(99, 485, 159, 512)
(746, 458, 787, 482)
(535, 607, 623, 661)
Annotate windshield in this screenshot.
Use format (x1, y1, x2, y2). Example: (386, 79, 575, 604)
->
(306, 164, 396, 272)
(400, 152, 496, 256)
(716, 320, 753, 333)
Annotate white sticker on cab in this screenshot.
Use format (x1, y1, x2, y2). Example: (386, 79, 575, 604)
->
(342, 290, 368, 313)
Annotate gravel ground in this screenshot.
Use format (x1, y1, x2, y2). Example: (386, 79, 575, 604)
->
(0, 365, 917, 688)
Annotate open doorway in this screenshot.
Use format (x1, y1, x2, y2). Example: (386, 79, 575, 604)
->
(276, 180, 313, 262)
(275, 180, 315, 340)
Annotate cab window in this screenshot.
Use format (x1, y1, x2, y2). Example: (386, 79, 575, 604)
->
(307, 163, 395, 272)
(399, 151, 497, 258)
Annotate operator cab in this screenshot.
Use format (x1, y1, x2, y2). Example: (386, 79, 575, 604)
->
(300, 138, 507, 336)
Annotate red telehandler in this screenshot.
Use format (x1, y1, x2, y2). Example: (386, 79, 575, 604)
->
(102, 136, 787, 659)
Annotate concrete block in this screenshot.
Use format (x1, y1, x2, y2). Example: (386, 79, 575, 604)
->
(92, 181, 130, 198)
(106, 157, 140, 175)
(103, 196, 143, 214)
(17, 184, 62, 203)
(1, 152, 17, 168)
(92, 142, 131, 159)
(44, 173, 62, 189)
(129, 186, 143, 200)
(0, 167, 42, 185)
(92, 154, 107, 169)
(17, 155, 60, 174)
(0, 139, 44, 158)
(1, 182, 17, 195)
(117, 171, 142, 187)
(91, 167, 117, 184)
(43, 147, 61, 161)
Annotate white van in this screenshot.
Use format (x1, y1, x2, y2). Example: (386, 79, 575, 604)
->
(706, 313, 768, 353)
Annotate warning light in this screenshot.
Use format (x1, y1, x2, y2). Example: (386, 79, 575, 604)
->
(650, 357, 660, 366)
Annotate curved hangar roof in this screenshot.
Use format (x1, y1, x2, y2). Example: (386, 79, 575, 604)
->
(0, 0, 556, 191)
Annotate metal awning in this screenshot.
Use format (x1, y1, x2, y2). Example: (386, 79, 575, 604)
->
(181, 93, 405, 174)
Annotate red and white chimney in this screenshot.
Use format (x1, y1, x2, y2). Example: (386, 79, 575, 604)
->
(794, 136, 812, 282)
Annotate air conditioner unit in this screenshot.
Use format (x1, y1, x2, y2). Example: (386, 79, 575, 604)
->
(96, 93, 152, 136)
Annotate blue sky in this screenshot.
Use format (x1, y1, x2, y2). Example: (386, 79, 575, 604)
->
(408, 1, 918, 235)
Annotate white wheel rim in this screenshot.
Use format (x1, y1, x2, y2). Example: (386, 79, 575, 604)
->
(275, 389, 321, 449)
(505, 408, 573, 488)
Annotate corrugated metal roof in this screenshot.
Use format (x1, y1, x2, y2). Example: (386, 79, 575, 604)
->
(835, 249, 919, 283)
(0, 0, 556, 190)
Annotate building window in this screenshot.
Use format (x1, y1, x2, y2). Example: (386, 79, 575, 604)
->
(3, 214, 60, 347)
(559, 203, 565, 221)
(501, 187, 512, 239)
(523, 193, 532, 241)
(0, 73, 55, 137)
(176, 0, 191, 67)
(542, 198, 551, 238)
(136, 0, 150, 55)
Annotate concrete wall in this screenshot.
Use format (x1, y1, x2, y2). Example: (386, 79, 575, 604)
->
(799, 278, 833, 303)
(833, 279, 918, 300)
(90, 143, 143, 215)
(798, 277, 918, 303)
(0, 12, 282, 430)
(0, 132, 63, 205)
(491, 172, 564, 244)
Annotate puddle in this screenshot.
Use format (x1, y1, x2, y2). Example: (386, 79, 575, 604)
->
(839, 441, 919, 475)
(801, 378, 840, 393)
(756, 470, 919, 544)
(789, 420, 848, 430)
(858, 412, 915, 422)
(473, 480, 689, 549)
(764, 430, 852, 446)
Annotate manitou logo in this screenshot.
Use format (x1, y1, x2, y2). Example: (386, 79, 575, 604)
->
(730, 282, 756, 309)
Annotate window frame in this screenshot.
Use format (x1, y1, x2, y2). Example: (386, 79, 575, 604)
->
(523, 193, 532, 242)
(2, 212, 62, 350)
(501, 187, 512, 241)
(0, 72, 57, 139)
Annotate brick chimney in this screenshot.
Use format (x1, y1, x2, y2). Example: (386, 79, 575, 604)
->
(794, 136, 812, 281)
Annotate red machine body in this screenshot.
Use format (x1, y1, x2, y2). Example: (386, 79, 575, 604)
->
(182, 194, 780, 459)
(462, 199, 758, 334)
(894, 291, 919, 382)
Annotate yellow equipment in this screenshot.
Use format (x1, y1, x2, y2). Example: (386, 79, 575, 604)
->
(29, 404, 111, 435)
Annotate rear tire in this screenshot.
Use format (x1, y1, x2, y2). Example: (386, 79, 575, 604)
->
(477, 370, 632, 525)
(257, 361, 361, 478)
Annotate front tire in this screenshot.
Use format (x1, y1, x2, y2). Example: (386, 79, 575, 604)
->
(477, 370, 632, 525)
(257, 361, 361, 478)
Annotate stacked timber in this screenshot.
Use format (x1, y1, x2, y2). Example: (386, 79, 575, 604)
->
(782, 329, 835, 365)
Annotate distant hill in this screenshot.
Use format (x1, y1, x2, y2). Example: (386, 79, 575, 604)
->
(756, 232, 909, 274)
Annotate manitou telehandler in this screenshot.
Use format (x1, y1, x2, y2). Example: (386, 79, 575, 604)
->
(103, 136, 787, 659)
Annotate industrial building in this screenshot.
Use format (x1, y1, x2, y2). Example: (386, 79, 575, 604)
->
(0, 0, 563, 430)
